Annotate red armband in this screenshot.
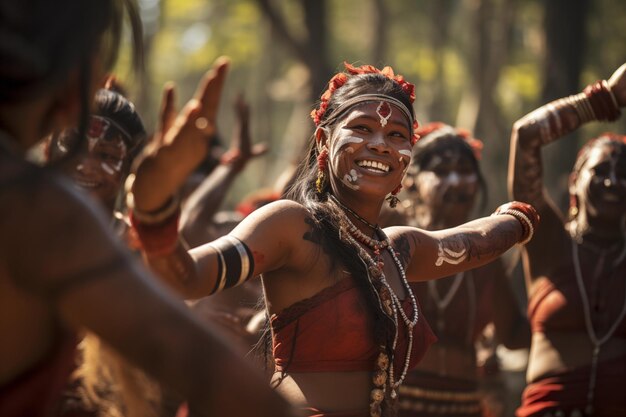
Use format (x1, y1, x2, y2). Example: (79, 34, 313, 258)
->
(492, 201, 540, 245)
(584, 80, 621, 122)
(129, 207, 180, 256)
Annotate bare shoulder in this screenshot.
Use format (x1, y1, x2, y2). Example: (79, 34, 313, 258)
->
(228, 199, 322, 275)
(231, 199, 311, 236)
(250, 199, 309, 219)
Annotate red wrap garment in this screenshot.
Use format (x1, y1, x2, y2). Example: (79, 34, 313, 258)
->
(517, 260, 626, 417)
(0, 332, 77, 417)
(270, 274, 436, 417)
(271, 274, 435, 374)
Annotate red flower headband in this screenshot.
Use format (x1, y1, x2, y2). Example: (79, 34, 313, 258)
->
(311, 62, 419, 145)
(415, 122, 484, 160)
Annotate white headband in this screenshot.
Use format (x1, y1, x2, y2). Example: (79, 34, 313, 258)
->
(320, 93, 414, 129)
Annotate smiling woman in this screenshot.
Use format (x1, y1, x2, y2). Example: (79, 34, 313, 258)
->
(47, 88, 146, 214)
(128, 62, 539, 417)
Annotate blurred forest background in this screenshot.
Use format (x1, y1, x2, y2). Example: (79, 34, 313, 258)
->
(116, 0, 626, 213)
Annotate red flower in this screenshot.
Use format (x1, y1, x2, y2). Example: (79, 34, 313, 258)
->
(312, 62, 419, 145)
(416, 122, 483, 159)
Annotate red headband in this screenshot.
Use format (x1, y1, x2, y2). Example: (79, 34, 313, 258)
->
(415, 122, 484, 160)
(311, 62, 420, 145)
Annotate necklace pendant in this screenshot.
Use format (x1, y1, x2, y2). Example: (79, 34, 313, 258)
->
(592, 346, 600, 358)
(368, 265, 382, 279)
(390, 388, 397, 399)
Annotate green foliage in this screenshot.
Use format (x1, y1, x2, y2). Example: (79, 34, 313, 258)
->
(111, 0, 626, 206)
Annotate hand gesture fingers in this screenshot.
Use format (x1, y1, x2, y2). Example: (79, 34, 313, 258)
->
(190, 56, 230, 137)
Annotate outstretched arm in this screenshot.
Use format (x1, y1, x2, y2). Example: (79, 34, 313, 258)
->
(126, 59, 300, 300)
(1, 171, 297, 417)
(388, 202, 538, 282)
(508, 63, 626, 274)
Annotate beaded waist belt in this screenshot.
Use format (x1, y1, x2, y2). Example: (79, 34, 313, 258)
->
(398, 385, 481, 415)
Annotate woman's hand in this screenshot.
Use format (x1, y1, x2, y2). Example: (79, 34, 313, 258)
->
(220, 94, 268, 172)
(132, 57, 230, 212)
(608, 63, 626, 107)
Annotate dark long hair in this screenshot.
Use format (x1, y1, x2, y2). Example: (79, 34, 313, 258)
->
(274, 72, 415, 408)
(0, 0, 143, 157)
(95, 88, 147, 161)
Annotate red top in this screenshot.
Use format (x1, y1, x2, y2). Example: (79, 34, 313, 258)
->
(271, 275, 436, 373)
(528, 261, 626, 337)
(0, 332, 77, 417)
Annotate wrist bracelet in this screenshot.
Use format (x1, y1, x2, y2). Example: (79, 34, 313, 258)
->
(125, 173, 181, 225)
(583, 80, 621, 122)
(129, 207, 180, 256)
(492, 201, 540, 245)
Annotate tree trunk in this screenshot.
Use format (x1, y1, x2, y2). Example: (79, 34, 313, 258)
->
(541, 0, 590, 208)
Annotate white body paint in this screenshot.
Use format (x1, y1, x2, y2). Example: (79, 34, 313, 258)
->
(101, 162, 115, 175)
(435, 240, 468, 266)
(399, 149, 412, 166)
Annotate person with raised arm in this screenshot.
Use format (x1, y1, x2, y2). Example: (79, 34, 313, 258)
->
(509, 63, 626, 417)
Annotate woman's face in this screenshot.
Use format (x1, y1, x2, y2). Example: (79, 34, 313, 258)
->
(573, 142, 626, 221)
(324, 101, 413, 200)
(52, 116, 130, 208)
(406, 146, 479, 225)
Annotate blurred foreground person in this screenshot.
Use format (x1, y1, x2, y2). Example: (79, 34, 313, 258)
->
(0, 1, 297, 416)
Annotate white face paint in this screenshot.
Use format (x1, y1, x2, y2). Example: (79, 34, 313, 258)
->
(419, 170, 443, 197)
(331, 135, 364, 165)
(88, 136, 98, 152)
(447, 172, 460, 187)
(435, 240, 468, 266)
(343, 168, 360, 189)
(329, 133, 364, 189)
(101, 162, 116, 175)
(399, 149, 412, 167)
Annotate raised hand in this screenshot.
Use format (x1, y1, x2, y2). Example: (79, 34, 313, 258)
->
(220, 93, 268, 172)
(132, 57, 230, 212)
(608, 63, 626, 108)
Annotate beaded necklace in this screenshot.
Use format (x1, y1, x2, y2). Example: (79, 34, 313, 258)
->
(572, 239, 626, 415)
(427, 272, 476, 375)
(330, 197, 419, 416)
